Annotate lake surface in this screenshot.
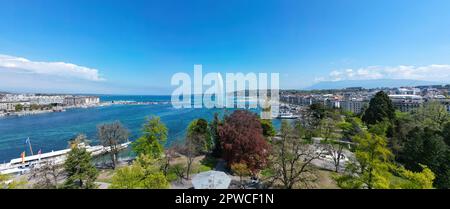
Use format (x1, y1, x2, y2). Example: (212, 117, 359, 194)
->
(0, 95, 281, 162)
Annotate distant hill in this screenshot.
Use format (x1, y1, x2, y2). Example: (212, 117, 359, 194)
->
(305, 79, 444, 90)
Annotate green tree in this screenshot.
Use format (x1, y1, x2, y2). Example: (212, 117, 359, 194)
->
(310, 103, 327, 121)
(442, 122, 450, 146)
(368, 119, 391, 136)
(209, 112, 222, 157)
(390, 112, 415, 156)
(336, 131, 393, 189)
(63, 146, 98, 189)
(411, 101, 449, 131)
(170, 163, 187, 183)
(30, 104, 40, 111)
(390, 165, 435, 189)
(110, 154, 169, 189)
(400, 127, 449, 188)
(260, 119, 276, 138)
(320, 117, 340, 141)
(362, 91, 395, 125)
(14, 104, 23, 112)
(187, 118, 212, 153)
(132, 116, 168, 158)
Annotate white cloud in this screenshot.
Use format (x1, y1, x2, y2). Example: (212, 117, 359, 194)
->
(0, 54, 104, 81)
(321, 65, 450, 82)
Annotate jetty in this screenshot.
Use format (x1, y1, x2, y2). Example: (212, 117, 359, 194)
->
(0, 141, 131, 176)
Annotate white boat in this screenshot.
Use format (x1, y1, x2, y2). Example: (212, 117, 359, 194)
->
(0, 141, 131, 175)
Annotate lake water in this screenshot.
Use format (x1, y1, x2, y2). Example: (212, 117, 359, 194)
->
(0, 95, 281, 162)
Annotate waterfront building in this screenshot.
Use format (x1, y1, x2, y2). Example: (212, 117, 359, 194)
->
(0, 102, 7, 112)
(0, 101, 31, 112)
(63, 96, 100, 106)
(29, 95, 65, 105)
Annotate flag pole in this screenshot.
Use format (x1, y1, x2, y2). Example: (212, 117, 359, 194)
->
(27, 137, 34, 156)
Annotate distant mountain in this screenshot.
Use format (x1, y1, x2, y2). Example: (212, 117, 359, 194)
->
(305, 79, 444, 90)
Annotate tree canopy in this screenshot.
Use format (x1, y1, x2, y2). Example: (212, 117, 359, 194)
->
(97, 121, 129, 169)
(63, 145, 98, 189)
(362, 91, 395, 125)
(218, 110, 270, 174)
(132, 116, 168, 158)
(187, 118, 212, 153)
(110, 154, 169, 189)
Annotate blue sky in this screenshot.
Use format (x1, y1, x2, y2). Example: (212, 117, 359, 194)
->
(1, 0, 450, 94)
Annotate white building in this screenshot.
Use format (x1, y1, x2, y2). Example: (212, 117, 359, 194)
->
(63, 96, 100, 106)
(29, 95, 65, 105)
(341, 100, 365, 114)
(389, 94, 423, 112)
(0, 102, 7, 112)
(0, 101, 31, 111)
(397, 87, 420, 95)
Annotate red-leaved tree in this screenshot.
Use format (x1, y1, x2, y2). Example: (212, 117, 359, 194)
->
(218, 110, 270, 174)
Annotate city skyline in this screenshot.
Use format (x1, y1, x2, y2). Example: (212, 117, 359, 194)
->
(1, 0, 450, 94)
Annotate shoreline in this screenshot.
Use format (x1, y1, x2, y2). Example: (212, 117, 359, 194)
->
(0, 101, 171, 119)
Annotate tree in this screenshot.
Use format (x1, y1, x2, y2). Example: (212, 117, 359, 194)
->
(343, 117, 364, 137)
(260, 119, 276, 138)
(390, 165, 435, 189)
(268, 121, 324, 189)
(231, 163, 250, 187)
(170, 163, 187, 183)
(336, 132, 393, 189)
(299, 104, 333, 139)
(218, 110, 270, 174)
(310, 103, 327, 121)
(132, 116, 168, 158)
(63, 146, 98, 189)
(97, 121, 129, 169)
(320, 117, 340, 141)
(110, 154, 169, 189)
(30, 160, 63, 189)
(187, 118, 212, 153)
(391, 113, 415, 157)
(411, 101, 449, 131)
(323, 141, 347, 173)
(337, 125, 437, 189)
(30, 104, 40, 111)
(362, 91, 395, 125)
(175, 139, 199, 180)
(210, 112, 222, 157)
(161, 144, 177, 177)
(442, 122, 450, 146)
(14, 104, 23, 112)
(400, 127, 449, 188)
